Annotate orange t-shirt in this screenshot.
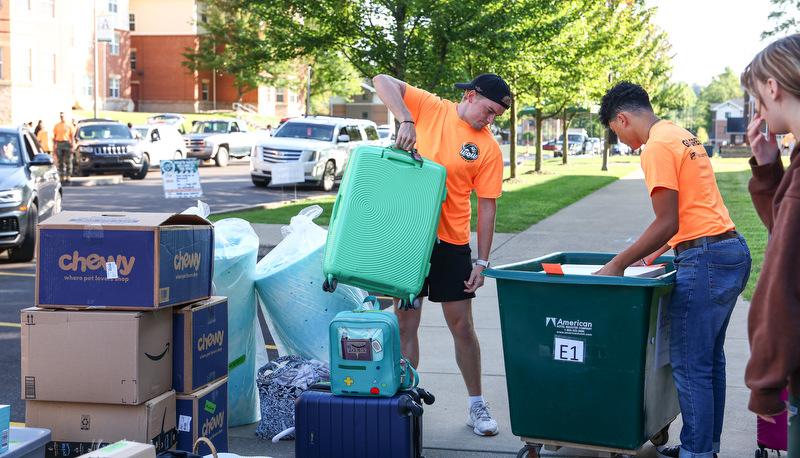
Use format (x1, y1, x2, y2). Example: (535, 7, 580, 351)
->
(404, 85, 504, 245)
(37, 128, 53, 152)
(641, 121, 734, 247)
(52, 121, 75, 142)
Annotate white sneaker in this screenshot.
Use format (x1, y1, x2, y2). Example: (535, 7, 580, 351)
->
(467, 401, 499, 436)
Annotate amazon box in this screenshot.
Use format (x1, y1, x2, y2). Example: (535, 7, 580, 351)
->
(173, 297, 228, 394)
(175, 378, 227, 454)
(36, 211, 213, 310)
(76, 441, 156, 458)
(26, 391, 176, 458)
(21, 307, 172, 405)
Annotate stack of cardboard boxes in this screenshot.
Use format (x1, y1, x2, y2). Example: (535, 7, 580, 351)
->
(20, 212, 229, 457)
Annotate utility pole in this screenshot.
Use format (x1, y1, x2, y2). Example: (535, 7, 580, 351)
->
(93, 0, 98, 118)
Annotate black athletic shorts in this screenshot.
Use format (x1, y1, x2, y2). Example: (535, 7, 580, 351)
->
(417, 240, 476, 303)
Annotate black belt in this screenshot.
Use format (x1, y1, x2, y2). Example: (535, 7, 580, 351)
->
(675, 230, 739, 255)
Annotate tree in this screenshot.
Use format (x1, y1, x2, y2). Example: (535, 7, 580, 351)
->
(694, 67, 744, 133)
(762, 0, 800, 38)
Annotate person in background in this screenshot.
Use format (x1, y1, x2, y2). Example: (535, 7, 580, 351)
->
(595, 81, 751, 458)
(373, 72, 510, 437)
(34, 120, 42, 135)
(740, 33, 800, 454)
(0, 138, 19, 164)
(53, 112, 76, 181)
(36, 121, 54, 156)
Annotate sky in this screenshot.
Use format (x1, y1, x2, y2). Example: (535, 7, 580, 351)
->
(645, 0, 778, 87)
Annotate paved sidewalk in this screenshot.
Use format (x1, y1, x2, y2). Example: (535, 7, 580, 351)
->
(229, 169, 756, 457)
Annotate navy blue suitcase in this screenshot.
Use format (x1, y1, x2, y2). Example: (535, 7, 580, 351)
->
(295, 385, 434, 458)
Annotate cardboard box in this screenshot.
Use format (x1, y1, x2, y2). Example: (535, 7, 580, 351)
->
(76, 441, 155, 458)
(173, 297, 228, 394)
(176, 378, 227, 454)
(21, 307, 172, 405)
(1, 404, 9, 454)
(36, 212, 213, 310)
(26, 391, 177, 458)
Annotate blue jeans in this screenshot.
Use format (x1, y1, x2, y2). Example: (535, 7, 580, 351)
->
(669, 234, 751, 458)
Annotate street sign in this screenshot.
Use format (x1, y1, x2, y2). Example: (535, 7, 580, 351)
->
(160, 159, 203, 198)
(271, 162, 305, 185)
(97, 15, 113, 42)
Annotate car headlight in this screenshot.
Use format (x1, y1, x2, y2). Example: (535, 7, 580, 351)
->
(78, 145, 93, 153)
(0, 188, 23, 205)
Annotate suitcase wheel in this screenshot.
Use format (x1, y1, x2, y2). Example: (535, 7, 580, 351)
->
(398, 297, 422, 311)
(322, 277, 338, 293)
(755, 448, 768, 458)
(417, 388, 435, 405)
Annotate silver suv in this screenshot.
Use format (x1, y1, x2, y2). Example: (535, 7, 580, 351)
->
(250, 116, 380, 191)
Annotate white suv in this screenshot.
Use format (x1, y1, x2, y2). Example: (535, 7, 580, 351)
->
(250, 116, 381, 191)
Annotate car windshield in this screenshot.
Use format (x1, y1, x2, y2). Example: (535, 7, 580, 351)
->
(134, 127, 148, 139)
(275, 123, 335, 141)
(0, 134, 22, 166)
(148, 115, 182, 124)
(190, 121, 229, 134)
(77, 124, 133, 140)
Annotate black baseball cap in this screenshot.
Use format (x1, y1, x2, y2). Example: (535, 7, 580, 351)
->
(454, 73, 512, 109)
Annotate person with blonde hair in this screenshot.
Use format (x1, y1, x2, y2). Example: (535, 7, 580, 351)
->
(741, 33, 800, 452)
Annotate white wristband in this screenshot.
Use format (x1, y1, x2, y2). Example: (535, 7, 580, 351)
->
(476, 259, 489, 268)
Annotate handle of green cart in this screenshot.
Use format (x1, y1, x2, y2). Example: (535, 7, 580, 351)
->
(386, 145, 424, 166)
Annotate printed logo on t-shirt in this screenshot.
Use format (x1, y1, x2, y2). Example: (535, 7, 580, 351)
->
(460, 142, 479, 162)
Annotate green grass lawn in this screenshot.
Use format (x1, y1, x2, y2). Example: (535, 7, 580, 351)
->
(210, 154, 776, 301)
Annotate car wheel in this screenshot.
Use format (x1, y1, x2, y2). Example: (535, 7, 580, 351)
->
(252, 176, 270, 187)
(173, 150, 184, 160)
(8, 203, 38, 263)
(53, 190, 62, 215)
(214, 146, 229, 167)
(132, 154, 149, 180)
(319, 160, 335, 192)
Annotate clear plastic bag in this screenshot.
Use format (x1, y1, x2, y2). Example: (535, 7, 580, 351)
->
(254, 205, 367, 362)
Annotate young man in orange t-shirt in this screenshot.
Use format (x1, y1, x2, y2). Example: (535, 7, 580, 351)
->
(53, 112, 76, 181)
(373, 73, 510, 436)
(596, 82, 751, 458)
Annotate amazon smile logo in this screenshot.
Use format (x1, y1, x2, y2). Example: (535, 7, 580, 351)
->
(145, 342, 170, 361)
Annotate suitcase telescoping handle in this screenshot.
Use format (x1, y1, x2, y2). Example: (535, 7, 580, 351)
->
(386, 145, 424, 166)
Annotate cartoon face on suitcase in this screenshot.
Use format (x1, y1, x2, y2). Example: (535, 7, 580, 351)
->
(329, 297, 417, 397)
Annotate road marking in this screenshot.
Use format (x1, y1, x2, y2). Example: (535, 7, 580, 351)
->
(265, 344, 277, 350)
(1, 322, 21, 327)
(0, 272, 35, 277)
(11, 422, 25, 427)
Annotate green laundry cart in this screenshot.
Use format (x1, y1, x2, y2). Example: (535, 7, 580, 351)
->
(483, 252, 680, 458)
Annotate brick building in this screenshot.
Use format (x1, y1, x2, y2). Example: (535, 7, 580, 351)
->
(710, 98, 745, 147)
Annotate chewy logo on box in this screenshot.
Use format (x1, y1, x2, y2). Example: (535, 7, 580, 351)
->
(36, 212, 213, 310)
(176, 378, 227, 455)
(173, 297, 229, 394)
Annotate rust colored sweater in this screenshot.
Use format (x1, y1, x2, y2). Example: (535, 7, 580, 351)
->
(746, 146, 800, 415)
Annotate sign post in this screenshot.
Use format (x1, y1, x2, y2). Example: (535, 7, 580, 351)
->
(160, 159, 204, 199)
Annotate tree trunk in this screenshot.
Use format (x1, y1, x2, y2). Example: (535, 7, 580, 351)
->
(601, 126, 610, 171)
(562, 111, 569, 165)
(535, 111, 543, 172)
(509, 95, 517, 179)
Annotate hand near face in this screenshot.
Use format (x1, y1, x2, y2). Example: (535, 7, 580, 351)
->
(747, 113, 780, 166)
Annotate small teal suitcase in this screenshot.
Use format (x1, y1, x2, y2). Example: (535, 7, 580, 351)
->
(329, 296, 418, 397)
(322, 145, 447, 309)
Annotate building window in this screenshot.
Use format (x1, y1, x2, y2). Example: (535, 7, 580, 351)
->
(129, 13, 135, 31)
(0, 48, 3, 80)
(14, 0, 30, 10)
(199, 4, 207, 23)
(276, 88, 284, 103)
(110, 34, 119, 55)
(109, 77, 120, 98)
(14, 48, 31, 82)
(83, 75, 93, 96)
(43, 53, 56, 84)
(108, 0, 117, 13)
(289, 90, 299, 104)
(202, 82, 209, 101)
(130, 50, 136, 69)
(41, 0, 54, 16)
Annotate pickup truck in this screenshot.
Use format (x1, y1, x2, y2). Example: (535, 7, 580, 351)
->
(182, 119, 271, 167)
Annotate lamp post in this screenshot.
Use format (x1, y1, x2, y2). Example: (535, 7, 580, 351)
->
(305, 66, 312, 117)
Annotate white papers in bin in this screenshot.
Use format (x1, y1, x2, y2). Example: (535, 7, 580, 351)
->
(559, 264, 666, 278)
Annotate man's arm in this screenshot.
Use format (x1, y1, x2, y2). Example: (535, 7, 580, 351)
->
(594, 187, 679, 276)
(372, 74, 417, 151)
(464, 197, 496, 293)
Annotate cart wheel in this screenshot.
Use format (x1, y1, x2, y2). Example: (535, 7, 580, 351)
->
(650, 425, 670, 446)
(516, 443, 541, 458)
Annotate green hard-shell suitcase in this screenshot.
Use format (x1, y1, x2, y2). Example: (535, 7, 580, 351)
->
(322, 145, 447, 309)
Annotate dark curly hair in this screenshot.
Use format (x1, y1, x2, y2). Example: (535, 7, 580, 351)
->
(598, 81, 653, 127)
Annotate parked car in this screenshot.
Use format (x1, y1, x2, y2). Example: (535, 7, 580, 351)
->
(73, 120, 148, 179)
(250, 116, 381, 191)
(611, 140, 631, 155)
(376, 124, 395, 147)
(0, 125, 62, 262)
(588, 137, 602, 154)
(548, 133, 589, 157)
(133, 123, 187, 167)
(147, 113, 187, 134)
(183, 118, 270, 167)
